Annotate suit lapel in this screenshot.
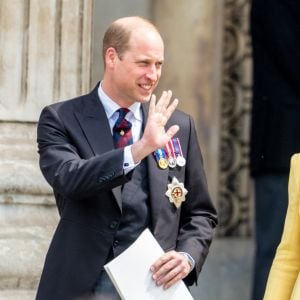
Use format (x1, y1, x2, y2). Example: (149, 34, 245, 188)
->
(142, 104, 169, 230)
(74, 86, 122, 210)
(74, 90, 114, 155)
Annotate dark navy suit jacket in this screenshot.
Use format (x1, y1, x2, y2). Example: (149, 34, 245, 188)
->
(36, 84, 217, 300)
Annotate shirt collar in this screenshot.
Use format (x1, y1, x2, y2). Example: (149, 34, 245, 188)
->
(98, 81, 142, 121)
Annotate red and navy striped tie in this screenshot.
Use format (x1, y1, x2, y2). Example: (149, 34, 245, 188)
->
(113, 108, 133, 148)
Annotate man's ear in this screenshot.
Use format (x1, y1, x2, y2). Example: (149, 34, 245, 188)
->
(105, 47, 118, 69)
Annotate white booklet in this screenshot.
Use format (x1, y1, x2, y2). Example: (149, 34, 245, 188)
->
(104, 228, 194, 300)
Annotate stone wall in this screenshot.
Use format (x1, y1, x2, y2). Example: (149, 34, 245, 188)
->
(0, 0, 93, 297)
(0, 122, 57, 299)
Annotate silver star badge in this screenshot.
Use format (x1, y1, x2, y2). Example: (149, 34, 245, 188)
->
(165, 177, 188, 208)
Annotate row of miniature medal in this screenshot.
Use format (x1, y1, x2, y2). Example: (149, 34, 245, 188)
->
(154, 138, 186, 169)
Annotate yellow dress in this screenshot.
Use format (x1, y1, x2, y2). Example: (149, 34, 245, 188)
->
(264, 154, 300, 300)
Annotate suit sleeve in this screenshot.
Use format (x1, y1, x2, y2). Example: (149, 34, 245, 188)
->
(264, 154, 300, 300)
(37, 105, 130, 200)
(176, 116, 218, 284)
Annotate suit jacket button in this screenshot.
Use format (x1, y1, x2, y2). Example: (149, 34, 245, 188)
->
(113, 240, 120, 247)
(109, 221, 118, 229)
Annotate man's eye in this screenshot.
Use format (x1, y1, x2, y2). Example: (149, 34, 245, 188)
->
(138, 62, 148, 66)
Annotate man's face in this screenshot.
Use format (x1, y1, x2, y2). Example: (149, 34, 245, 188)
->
(110, 28, 164, 106)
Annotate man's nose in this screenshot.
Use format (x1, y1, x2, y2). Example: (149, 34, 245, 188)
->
(145, 65, 159, 81)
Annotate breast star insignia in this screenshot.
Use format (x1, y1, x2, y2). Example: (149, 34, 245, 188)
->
(165, 176, 188, 208)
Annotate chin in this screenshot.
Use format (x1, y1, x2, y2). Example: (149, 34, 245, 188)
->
(141, 97, 151, 103)
(138, 94, 152, 103)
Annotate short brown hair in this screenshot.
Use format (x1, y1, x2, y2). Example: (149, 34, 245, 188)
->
(102, 17, 160, 67)
(102, 22, 131, 67)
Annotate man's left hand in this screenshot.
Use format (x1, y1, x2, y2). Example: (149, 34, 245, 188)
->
(150, 250, 191, 289)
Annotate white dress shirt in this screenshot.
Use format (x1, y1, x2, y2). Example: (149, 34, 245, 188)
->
(98, 82, 142, 173)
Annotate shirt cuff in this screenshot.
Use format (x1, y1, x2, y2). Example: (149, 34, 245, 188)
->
(180, 252, 195, 272)
(123, 145, 139, 174)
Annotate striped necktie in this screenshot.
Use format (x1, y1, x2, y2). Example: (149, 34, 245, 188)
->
(113, 108, 133, 148)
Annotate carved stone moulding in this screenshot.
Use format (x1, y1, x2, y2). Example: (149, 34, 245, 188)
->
(218, 0, 252, 237)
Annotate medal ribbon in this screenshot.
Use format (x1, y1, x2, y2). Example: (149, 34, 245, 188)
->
(154, 148, 167, 161)
(165, 141, 175, 159)
(176, 138, 183, 157)
(173, 138, 182, 157)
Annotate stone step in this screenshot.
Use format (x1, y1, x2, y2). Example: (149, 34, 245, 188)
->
(0, 202, 58, 291)
(190, 237, 254, 300)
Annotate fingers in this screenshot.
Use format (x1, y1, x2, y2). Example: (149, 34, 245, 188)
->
(152, 90, 178, 115)
(151, 251, 190, 289)
(142, 89, 179, 152)
(159, 265, 186, 289)
(149, 94, 156, 115)
(164, 97, 178, 120)
(166, 125, 180, 139)
(156, 90, 172, 112)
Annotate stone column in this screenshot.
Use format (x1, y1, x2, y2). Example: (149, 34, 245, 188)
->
(0, 0, 92, 122)
(0, 0, 93, 297)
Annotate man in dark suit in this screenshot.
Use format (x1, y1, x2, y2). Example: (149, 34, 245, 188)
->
(36, 16, 217, 300)
(250, 1, 300, 299)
